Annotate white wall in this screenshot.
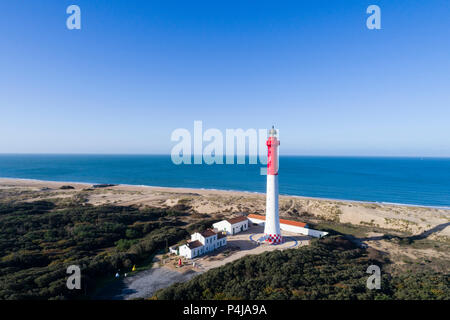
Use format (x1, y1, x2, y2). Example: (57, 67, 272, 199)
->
(169, 247, 178, 255)
(213, 221, 231, 234)
(265, 174, 281, 235)
(216, 237, 227, 248)
(191, 232, 207, 245)
(280, 224, 328, 238)
(231, 220, 249, 234)
(204, 234, 217, 252)
(180, 244, 207, 259)
(214, 220, 249, 235)
(248, 217, 265, 225)
(179, 245, 192, 259)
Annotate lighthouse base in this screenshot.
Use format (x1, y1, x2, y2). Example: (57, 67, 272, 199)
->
(264, 233, 283, 244)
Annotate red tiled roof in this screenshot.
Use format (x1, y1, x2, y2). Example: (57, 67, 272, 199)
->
(280, 218, 307, 228)
(187, 240, 203, 249)
(247, 214, 307, 228)
(200, 229, 216, 238)
(226, 216, 248, 225)
(248, 214, 265, 220)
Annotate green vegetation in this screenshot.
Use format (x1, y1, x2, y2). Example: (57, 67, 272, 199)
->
(154, 236, 449, 300)
(0, 200, 190, 300)
(0, 199, 448, 300)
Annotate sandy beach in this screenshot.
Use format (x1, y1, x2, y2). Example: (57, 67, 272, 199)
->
(1, 177, 448, 238)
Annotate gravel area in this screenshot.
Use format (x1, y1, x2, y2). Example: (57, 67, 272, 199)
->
(93, 267, 200, 300)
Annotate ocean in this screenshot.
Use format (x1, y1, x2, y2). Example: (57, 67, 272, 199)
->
(0, 154, 449, 208)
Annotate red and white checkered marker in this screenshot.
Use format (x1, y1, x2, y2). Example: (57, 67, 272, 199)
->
(265, 234, 283, 244)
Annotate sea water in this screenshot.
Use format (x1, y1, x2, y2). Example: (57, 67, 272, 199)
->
(0, 154, 449, 208)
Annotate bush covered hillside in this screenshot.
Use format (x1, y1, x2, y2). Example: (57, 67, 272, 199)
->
(154, 236, 449, 300)
(1, 198, 448, 300)
(0, 200, 196, 300)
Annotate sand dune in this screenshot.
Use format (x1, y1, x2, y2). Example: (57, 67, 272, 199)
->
(1, 177, 448, 239)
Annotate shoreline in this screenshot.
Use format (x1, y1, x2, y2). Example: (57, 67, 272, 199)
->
(1, 176, 449, 211)
(1, 176, 449, 241)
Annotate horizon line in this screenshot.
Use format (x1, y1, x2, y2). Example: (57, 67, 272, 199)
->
(0, 153, 449, 159)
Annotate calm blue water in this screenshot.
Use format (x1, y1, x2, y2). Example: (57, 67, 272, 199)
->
(0, 155, 449, 208)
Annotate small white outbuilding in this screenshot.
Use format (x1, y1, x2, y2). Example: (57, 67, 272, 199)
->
(213, 216, 249, 235)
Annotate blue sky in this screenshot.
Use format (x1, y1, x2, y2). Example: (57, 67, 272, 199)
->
(0, 0, 449, 156)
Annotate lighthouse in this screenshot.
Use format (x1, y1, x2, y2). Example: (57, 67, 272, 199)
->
(264, 126, 282, 244)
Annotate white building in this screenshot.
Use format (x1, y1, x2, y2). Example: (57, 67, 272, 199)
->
(213, 216, 249, 235)
(178, 229, 227, 259)
(248, 214, 328, 238)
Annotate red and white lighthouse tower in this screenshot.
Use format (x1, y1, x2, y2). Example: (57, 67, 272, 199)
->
(264, 126, 282, 244)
